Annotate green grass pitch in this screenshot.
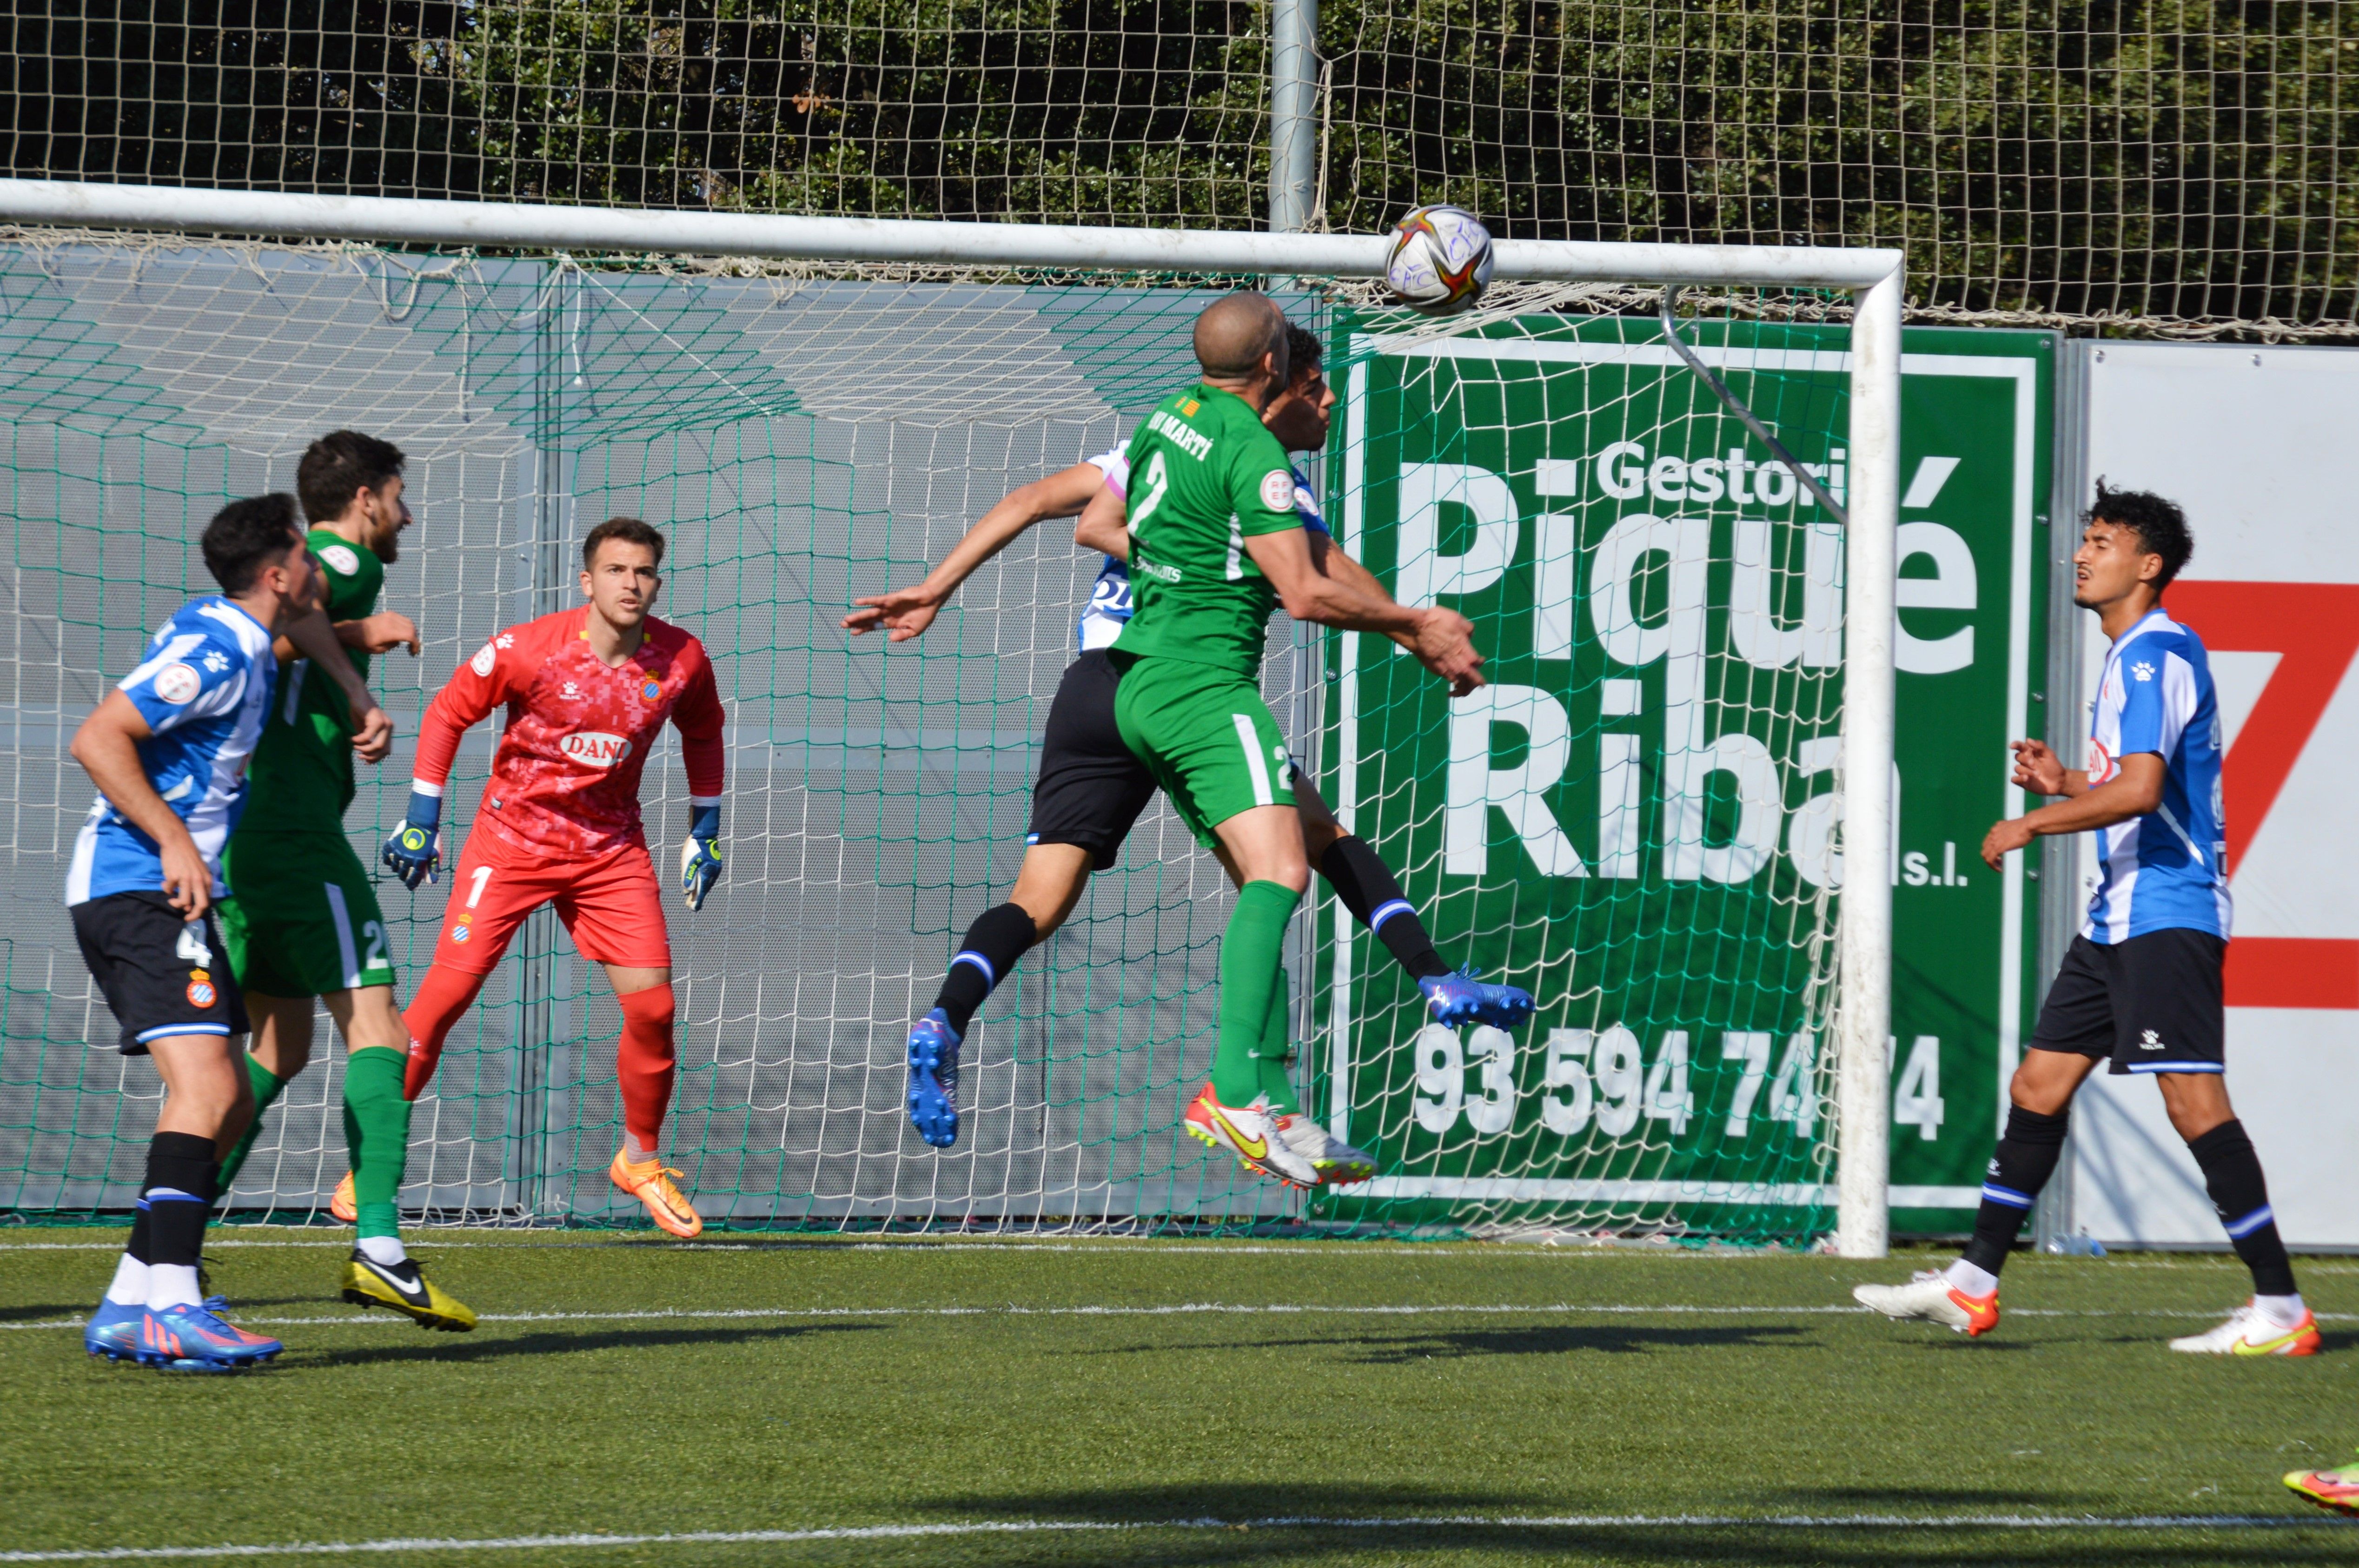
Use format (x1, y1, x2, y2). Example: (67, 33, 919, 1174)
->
(5, 1230, 2356, 1565)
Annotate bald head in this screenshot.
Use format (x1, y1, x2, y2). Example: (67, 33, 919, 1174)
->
(1194, 292, 1289, 382)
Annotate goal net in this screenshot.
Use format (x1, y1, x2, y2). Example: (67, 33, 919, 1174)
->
(0, 230, 1870, 1240)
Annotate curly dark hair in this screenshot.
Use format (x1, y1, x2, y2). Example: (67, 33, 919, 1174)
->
(1283, 323, 1325, 386)
(2089, 480, 2194, 590)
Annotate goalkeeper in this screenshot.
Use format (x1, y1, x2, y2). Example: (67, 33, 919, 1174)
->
(213, 431, 473, 1331)
(849, 305, 1505, 1185)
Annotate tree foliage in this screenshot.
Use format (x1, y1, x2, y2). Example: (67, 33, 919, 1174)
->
(7, 0, 2357, 324)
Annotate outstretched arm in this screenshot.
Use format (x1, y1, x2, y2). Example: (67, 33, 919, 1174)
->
(384, 642, 508, 889)
(282, 607, 394, 763)
(1243, 528, 1485, 694)
(845, 463, 1109, 641)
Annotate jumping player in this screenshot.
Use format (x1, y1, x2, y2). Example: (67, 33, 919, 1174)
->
(1095, 294, 1480, 1186)
(73, 495, 353, 1370)
(846, 324, 1529, 1183)
(211, 432, 474, 1331)
(380, 517, 727, 1238)
(1856, 485, 2313, 1353)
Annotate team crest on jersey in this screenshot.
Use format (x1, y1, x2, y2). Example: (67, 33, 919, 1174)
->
(186, 970, 216, 1008)
(470, 642, 497, 676)
(153, 663, 202, 705)
(1259, 470, 1295, 510)
(318, 543, 361, 576)
(642, 680, 662, 701)
(560, 731, 632, 768)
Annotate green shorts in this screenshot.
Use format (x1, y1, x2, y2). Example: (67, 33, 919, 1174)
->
(1110, 652, 1296, 848)
(220, 833, 398, 998)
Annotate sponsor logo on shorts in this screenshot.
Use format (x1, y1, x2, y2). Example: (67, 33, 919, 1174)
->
(470, 642, 497, 676)
(1260, 470, 1295, 510)
(2138, 1028, 2165, 1050)
(560, 731, 632, 768)
(318, 543, 362, 576)
(153, 663, 202, 705)
(186, 969, 216, 1008)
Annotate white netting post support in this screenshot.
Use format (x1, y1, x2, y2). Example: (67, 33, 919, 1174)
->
(1836, 264, 1904, 1258)
(1268, 0, 1319, 234)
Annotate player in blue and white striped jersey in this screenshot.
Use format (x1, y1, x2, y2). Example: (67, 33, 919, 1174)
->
(1858, 484, 2311, 1357)
(71, 494, 383, 1372)
(845, 325, 1530, 1172)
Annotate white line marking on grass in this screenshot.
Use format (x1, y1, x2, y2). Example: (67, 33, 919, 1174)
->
(1, 1511, 2347, 1561)
(10, 1301, 2352, 1332)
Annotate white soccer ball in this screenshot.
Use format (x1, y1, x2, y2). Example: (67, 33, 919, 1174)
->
(1383, 205, 1495, 316)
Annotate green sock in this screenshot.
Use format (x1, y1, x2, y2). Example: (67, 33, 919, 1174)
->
(1253, 966, 1300, 1115)
(342, 1047, 412, 1241)
(1215, 880, 1300, 1106)
(215, 1054, 289, 1190)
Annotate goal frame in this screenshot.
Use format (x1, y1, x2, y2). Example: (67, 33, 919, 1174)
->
(0, 177, 1902, 1257)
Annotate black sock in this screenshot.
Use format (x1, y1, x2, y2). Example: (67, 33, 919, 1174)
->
(1959, 1105, 2069, 1276)
(1318, 837, 1448, 982)
(125, 1204, 152, 1264)
(2187, 1118, 2297, 1297)
(932, 903, 1039, 1036)
(141, 1131, 218, 1270)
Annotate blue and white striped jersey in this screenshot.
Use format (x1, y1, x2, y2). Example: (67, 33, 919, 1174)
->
(2081, 607, 2231, 944)
(66, 598, 278, 906)
(1076, 446, 1327, 654)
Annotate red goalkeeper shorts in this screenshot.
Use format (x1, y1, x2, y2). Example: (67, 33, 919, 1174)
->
(431, 829, 672, 974)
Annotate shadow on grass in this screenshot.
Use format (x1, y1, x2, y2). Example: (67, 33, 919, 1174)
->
(899, 1484, 2357, 1568)
(291, 1320, 884, 1369)
(0, 1303, 86, 1323)
(1077, 1323, 1813, 1362)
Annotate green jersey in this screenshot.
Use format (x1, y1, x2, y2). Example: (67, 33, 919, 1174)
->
(1110, 383, 1302, 680)
(238, 526, 384, 836)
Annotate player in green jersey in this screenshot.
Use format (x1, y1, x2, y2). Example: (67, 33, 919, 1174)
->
(1116, 293, 1484, 1185)
(216, 430, 473, 1330)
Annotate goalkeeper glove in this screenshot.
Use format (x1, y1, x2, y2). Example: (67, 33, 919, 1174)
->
(381, 790, 443, 889)
(680, 803, 723, 911)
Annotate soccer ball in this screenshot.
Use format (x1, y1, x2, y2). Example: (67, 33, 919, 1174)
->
(1384, 205, 1495, 315)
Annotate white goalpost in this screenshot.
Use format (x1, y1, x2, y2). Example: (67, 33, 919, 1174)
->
(0, 178, 1899, 1255)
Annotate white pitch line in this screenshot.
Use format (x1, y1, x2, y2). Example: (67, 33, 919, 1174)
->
(0, 1510, 2346, 1561)
(9, 1301, 2352, 1332)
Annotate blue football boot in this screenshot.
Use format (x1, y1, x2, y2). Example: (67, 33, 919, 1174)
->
(84, 1298, 145, 1363)
(1418, 967, 1535, 1031)
(906, 1008, 963, 1148)
(135, 1303, 283, 1372)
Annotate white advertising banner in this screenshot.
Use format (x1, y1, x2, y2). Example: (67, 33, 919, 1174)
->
(2067, 341, 2359, 1249)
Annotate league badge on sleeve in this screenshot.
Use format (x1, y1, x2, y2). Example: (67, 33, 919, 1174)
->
(154, 663, 201, 705)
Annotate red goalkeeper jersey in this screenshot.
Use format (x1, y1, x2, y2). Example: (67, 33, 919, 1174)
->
(412, 606, 726, 858)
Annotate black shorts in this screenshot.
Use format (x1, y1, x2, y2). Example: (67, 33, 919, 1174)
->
(71, 890, 249, 1055)
(1027, 650, 1158, 872)
(2029, 929, 2225, 1076)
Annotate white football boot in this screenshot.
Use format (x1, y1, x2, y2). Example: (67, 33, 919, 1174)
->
(1853, 1270, 2000, 1336)
(1183, 1084, 1320, 1188)
(2167, 1300, 2319, 1356)
(1274, 1114, 1378, 1187)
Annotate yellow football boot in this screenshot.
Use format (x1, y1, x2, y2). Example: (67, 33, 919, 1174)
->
(340, 1250, 477, 1331)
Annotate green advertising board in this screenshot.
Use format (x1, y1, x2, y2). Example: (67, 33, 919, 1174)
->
(1309, 317, 2048, 1239)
